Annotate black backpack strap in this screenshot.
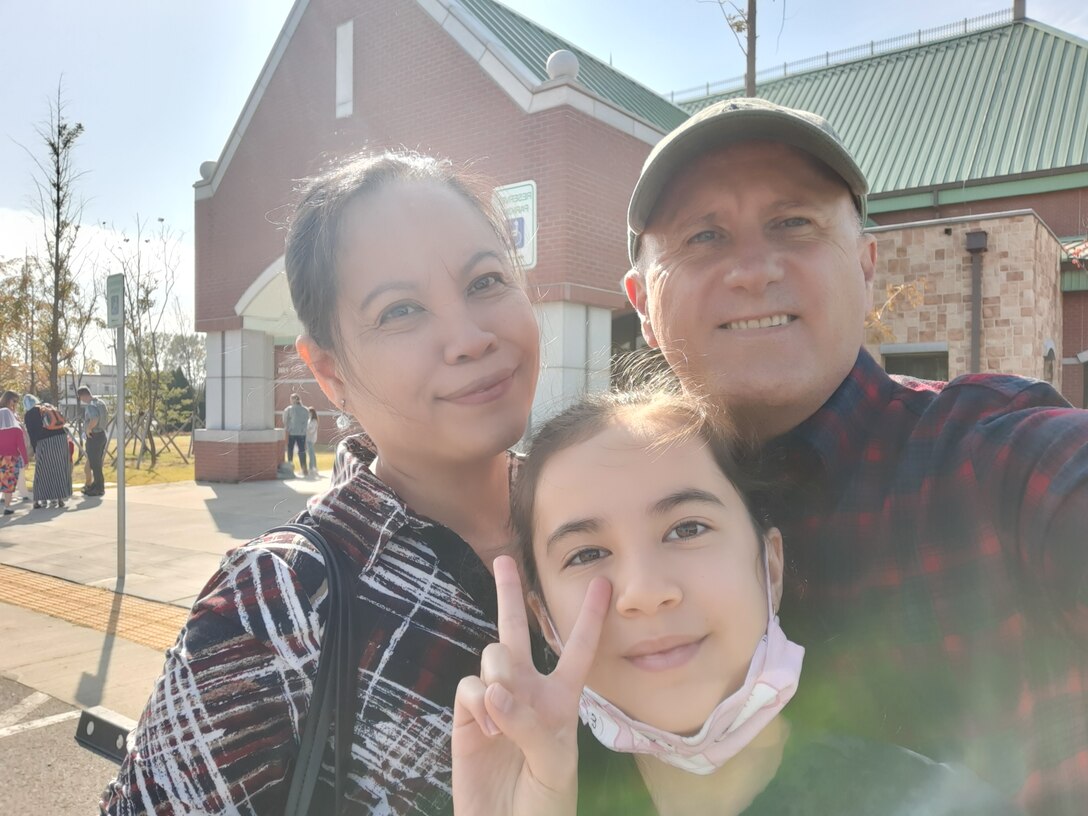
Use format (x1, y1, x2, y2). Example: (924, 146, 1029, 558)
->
(270, 522, 358, 816)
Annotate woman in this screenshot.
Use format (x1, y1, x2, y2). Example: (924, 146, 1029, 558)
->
(0, 390, 31, 502)
(306, 406, 320, 477)
(100, 151, 540, 815)
(22, 394, 71, 509)
(0, 407, 29, 515)
(453, 389, 1019, 815)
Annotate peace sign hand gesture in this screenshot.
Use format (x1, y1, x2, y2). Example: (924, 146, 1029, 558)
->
(453, 555, 611, 816)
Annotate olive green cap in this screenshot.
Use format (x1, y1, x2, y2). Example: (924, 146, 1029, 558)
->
(628, 97, 868, 264)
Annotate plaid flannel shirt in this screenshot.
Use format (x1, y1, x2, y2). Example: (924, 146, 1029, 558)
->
(763, 350, 1088, 816)
(101, 437, 505, 815)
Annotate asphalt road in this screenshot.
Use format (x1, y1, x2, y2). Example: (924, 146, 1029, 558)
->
(0, 676, 120, 814)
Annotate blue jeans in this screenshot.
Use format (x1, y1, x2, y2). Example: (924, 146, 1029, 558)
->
(286, 435, 307, 473)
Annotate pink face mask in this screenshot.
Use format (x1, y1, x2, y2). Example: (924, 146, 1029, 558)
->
(546, 546, 805, 775)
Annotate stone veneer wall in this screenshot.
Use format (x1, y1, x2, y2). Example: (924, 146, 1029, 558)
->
(864, 211, 1062, 389)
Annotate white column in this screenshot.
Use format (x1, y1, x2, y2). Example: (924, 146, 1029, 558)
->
(532, 302, 612, 429)
(197, 329, 279, 444)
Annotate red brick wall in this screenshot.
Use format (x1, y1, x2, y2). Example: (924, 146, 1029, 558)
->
(872, 187, 1087, 238)
(194, 439, 283, 482)
(195, 0, 650, 331)
(1062, 290, 1088, 407)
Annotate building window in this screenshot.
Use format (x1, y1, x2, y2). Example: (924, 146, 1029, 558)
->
(884, 352, 949, 381)
(335, 20, 353, 118)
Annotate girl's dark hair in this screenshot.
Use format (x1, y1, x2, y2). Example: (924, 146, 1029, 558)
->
(0, 391, 18, 411)
(284, 150, 521, 354)
(510, 377, 769, 593)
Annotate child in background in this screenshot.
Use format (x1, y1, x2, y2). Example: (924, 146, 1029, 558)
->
(0, 408, 29, 515)
(453, 388, 1020, 815)
(306, 406, 320, 477)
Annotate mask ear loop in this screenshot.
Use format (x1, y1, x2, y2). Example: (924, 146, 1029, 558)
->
(763, 538, 775, 624)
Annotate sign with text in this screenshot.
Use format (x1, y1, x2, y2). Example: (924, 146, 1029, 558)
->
(494, 180, 537, 270)
(106, 274, 124, 328)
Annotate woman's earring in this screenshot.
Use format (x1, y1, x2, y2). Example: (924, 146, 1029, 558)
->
(335, 399, 353, 431)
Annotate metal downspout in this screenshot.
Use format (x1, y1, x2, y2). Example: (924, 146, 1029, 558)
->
(966, 230, 989, 373)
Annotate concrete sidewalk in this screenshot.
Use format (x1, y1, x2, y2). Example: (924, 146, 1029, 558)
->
(0, 477, 328, 720)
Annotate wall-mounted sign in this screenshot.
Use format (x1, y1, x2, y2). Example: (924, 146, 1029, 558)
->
(494, 180, 537, 270)
(106, 274, 124, 328)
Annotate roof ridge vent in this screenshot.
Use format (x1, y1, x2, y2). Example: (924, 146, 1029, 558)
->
(546, 49, 580, 81)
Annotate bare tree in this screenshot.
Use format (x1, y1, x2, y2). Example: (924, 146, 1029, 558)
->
(105, 216, 180, 467)
(23, 82, 88, 403)
(704, 0, 758, 96)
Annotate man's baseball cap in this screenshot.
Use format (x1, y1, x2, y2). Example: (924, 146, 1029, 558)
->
(627, 97, 868, 264)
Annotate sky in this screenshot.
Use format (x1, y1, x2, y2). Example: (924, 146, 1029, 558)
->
(2, 0, 1087, 341)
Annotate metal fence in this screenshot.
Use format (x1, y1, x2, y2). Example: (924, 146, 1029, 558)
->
(669, 9, 1012, 103)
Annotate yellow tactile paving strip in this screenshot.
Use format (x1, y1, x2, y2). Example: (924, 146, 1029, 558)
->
(0, 564, 189, 651)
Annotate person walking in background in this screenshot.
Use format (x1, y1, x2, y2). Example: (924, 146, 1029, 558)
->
(22, 394, 71, 509)
(1, 390, 31, 502)
(282, 392, 309, 477)
(77, 385, 108, 497)
(305, 405, 320, 478)
(0, 407, 29, 516)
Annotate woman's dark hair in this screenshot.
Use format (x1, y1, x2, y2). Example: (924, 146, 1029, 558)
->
(510, 379, 769, 594)
(0, 391, 18, 411)
(308, 407, 318, 421)
(284, 150, 522, 355)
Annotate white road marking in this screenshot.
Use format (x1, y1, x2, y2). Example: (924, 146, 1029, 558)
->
(0, 710, 81, 739)
(0, 691, 49, 728)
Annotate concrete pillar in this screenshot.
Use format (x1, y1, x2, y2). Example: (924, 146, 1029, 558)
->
(194, 329, 282, 481)
(532, 301, 612, 429)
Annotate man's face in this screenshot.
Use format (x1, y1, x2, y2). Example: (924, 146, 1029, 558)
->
(627, 141, 876, 438)
(79, 393, 90, 404)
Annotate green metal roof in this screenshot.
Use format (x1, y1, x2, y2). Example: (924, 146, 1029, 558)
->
(678, 19, 1088, 197)
(455, 0, 688, 133)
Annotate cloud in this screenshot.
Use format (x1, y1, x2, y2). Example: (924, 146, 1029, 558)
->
(0, 207, 196, 331)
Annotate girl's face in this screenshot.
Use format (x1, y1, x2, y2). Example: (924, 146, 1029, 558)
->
(302, 181, 540, 466)
(531, 420, 783, 734)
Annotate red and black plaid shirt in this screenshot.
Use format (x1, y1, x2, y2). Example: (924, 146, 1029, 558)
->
(762, 350, 1088, 815)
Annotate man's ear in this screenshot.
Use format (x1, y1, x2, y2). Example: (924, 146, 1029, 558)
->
(526, 591, 562, 655)
(296, 335, 347, 409)
(765, 527, 785, 614)
(858, 233, 878, 307)
(623, 268, 659, 349)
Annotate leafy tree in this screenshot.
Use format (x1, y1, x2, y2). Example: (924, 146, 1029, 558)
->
(0, 255, 51, 395)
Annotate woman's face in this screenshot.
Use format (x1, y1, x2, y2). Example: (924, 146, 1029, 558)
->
(306, 181, 540, 466)
(531, 421, 783, 734)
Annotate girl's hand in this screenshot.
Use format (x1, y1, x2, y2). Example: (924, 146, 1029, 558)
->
(452, 555, 610, 816)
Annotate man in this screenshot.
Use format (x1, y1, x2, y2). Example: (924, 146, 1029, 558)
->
(623, 98, 1088, 815)
(78, 385, 108, 497)
(282, 393, 309, 477)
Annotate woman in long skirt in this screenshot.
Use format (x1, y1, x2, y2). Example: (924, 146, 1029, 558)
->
(22, 395, 72, 509)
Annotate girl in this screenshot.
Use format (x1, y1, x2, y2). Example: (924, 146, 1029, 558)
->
(0, 407, 29, 515)
(101, 151, 540, 815)
(306, 405, 320, 477)
(453, 389, 1018, 815)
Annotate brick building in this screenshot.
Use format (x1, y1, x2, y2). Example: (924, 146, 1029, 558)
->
(194, 0, 1088, 481)
(192, 0, 684, 481)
